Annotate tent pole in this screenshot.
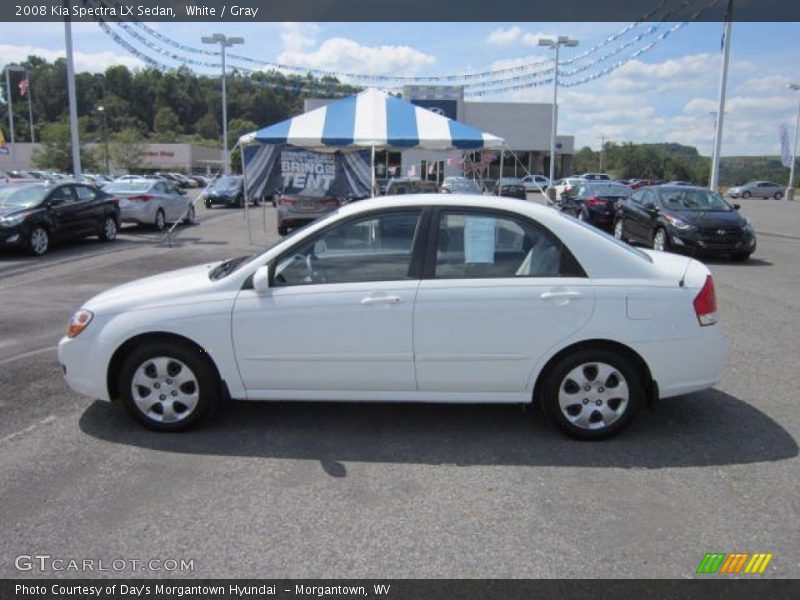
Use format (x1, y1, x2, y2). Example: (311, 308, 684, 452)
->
(499, 150, 505, 196)
(371, 146, 376, 196)
(241, 146, 253, 245)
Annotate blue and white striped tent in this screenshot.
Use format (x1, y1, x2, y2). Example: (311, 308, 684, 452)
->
(238, 88, 505, 150)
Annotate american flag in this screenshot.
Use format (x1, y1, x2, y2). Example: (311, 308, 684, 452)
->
(779, 123, 793, 169)
(18, 75, 29, 97)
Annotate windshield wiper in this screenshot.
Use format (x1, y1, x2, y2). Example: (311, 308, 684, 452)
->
(209, 255, 252, 280)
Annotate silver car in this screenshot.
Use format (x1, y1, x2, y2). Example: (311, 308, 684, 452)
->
(104, 179, 195, 230)
(276, 193, 341, 236)
(728, 181, 785, 200)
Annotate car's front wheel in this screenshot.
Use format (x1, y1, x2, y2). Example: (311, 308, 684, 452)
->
(118, 340, 219, 432)
(27, 226, 50, 256)
(98, 216, 117, 241)
(183, 205, 196, 225)
(154, 209, 166, 231)
(613, 218, 626, 241)
(653, 227, 670, 252)
(742, 191, 751, 199)
(540, 348, 644, 440)
(774, 191, 783, 200)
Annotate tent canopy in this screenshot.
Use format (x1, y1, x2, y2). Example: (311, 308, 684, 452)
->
(238, 88, 504, 151)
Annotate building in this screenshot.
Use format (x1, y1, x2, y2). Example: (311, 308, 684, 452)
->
(0, 142, 222, 174)
(304, 85, 574, 182)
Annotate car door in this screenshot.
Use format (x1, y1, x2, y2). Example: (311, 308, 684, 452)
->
(625, 189, 656, 243)
(231, 209, 426, 395)
(413, 208, 595, 395)
(72, 184, 104, 235)
(44, 185, 81, 241)
(157, 182, 182, 221)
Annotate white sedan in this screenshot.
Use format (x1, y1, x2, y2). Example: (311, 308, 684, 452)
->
(58, 195, 727, 440)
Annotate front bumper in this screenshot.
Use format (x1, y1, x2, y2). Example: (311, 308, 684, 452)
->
(58, 334, 113, 401)
(204, 194, 239, 206)
(0, 225, 26, 247)
(670, 226, 756, 254)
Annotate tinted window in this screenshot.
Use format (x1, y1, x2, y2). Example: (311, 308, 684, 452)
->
(49, 186, 76, 205)
(274, 211, 422, 286)
(434, 211, 565, 279)
(658, 189, 731, 211)
(106, 181, 152, 193)
(74, 185, 98, 201)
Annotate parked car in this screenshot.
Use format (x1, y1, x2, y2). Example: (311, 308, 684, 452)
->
(188, 174, 210, 188)
(662, 181, 695, 187)
(440, 177, 482, 195)
(275, 193, 341, 236)
(727, 181, 784, 200)
(0, 182, 120, 256)
(575, 173, 612, 181)
(202, 175, 246, 208)
(552, 177, 586, 200)
(614, 185, 756, 261)
(103, 179, 194, 230)
(493, 177, 527, 199)
(169, 173, 198, 188)
(559, 181, 631, 232)
(521, 174, 551, 192)
(384, 178, 440, 196)
(58, 194, 728, 440)
(626, 179, 663, 190)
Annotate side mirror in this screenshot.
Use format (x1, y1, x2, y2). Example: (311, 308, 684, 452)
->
(178, 188, 187, 196)
(733, 203, 741, 210)
(644, 202, 659, 213)
(253, 265, 270, 295)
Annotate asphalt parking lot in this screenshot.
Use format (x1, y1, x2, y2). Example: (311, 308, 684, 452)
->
(0, 192, 798, 578)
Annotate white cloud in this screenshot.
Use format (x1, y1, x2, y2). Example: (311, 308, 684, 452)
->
(279, 22, 320, 53)
(486, 27, 555, 47)
(0, 43, 144, 72)
(277, 37, 435, 76)
(735, 74, 795, 95)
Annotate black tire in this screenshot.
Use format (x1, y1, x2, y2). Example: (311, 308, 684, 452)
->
(613, 218, 626, 242)
(183, 205, 196, 225)
(27, 225, 50, 256)
(742, 191, 751, 199)
(730, 251, 751, 262)
(154, 209, 166, 231)
(278, 224, 289, 236)
(204, 201, 212, 209)
(98, 215, 118, 241)
(774, 192, 783, 200)
(117, 340, 220, 432)
(540, 348, 644, 440)
(236, 194, 244, 208)
(652, 227, 671, 252)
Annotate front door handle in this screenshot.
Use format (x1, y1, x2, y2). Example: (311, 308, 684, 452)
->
(541, 290, 582, 303)
(361, 295, 401, 305)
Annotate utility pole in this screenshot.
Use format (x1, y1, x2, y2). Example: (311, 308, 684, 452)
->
(598, 135, 606, 172)
(64, 14, 82, 177)
(5, 66, 16, 168)
(709, 0, 734, 191)
(787, 83, 800, 201)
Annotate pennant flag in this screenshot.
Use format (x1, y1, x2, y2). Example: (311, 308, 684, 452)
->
(0, 128, 8, 154)
(18, 75, 29, 97)
(779, 123, 793, 168)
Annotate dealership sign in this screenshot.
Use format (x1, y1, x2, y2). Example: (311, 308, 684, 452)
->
(281, 149, 336, 197)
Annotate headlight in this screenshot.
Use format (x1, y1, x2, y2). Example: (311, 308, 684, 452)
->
(66, 309, 94, 338)
(664, 214, 694, 230)
(0, 213, 27, 227)
(743, 217, 754, 232)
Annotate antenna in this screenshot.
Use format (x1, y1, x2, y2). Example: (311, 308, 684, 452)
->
(678, 247, 698, 287)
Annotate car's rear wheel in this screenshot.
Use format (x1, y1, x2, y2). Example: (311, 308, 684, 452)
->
(154, 209, 166, 231)
(278, 224, 288, 236)
(653, 228, 670, 252)
(742, 191, 751, 199)
(27, 226, 50, 256)
(541, 348, 644, 440)
(774, 191, 783, 200)
(98, 216, 117, 241)
(731, 251, 751, 262)
(118, 341, 219, 432)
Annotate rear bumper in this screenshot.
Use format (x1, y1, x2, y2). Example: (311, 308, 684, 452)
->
(120, 203, 157, 224)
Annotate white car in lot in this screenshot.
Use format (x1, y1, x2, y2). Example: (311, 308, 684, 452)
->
(58, 195, 727, 439)
(104, 179, 195, 230)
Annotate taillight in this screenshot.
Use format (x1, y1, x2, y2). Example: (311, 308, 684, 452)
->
(693, 275, 718, 326)
(128, 194, 153, 202)
(321, 197, 340, 208)
(277, 196, 293, 206)
(585, 196, 605, 207)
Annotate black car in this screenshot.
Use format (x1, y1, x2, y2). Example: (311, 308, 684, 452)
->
(493, 177, 526, 199)
(614, 185, 756, 261)
(0, 182, 120, 256)
(559, 181, 631, 232)
(203, 175, 246, 208)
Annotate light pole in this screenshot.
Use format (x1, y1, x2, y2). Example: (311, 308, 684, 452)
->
(4, 65, 16, 167)
(201, 33, 244, 175)
(539, 36, 579, 199)
(96, 105, 109, 174)
(786, 83, 800, 201)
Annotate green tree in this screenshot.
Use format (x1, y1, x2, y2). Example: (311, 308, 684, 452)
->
(110, 128, 148, 173)
(31, 121, 96, 173)
(194, 111, 220, 141)
(154, 106, 181, 140)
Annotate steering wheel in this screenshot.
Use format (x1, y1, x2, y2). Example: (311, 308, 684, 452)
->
(305, 253, 327, 283)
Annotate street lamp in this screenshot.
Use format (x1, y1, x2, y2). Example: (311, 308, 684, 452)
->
(539, 36, 579, 198)
(96, 105, 109, 174)
(787, 83, 800, 201)
(201, 33, 244, 174)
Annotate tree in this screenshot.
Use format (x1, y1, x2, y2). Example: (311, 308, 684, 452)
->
(110, 128, 148, 173)
(154, 106, 181, 140)
(31, 121, 97, 173)
(194, 111, 220, 141)
(227, 117, 258, 149)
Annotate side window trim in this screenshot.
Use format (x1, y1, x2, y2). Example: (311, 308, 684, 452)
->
(269, 206, 430, 287)
(422, 206, 586, 280)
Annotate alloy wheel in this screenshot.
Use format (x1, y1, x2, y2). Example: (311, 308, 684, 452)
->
(30, 227, 49, 255)
(557, 362, 630, 430)
(653, 229, 666, 251)
(103, 218, 117, 240)
(130, 357, 200, 424)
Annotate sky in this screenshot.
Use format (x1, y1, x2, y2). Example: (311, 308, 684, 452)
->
(1, 20, 799, 156)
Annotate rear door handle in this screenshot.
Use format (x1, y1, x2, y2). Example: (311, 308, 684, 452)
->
(361, 295, 401, 305)
(541, 291, 582, 301)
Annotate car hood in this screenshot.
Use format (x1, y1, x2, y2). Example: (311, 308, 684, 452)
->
(667, 209, 745, 228)
(84, 262, 223, 314)
(0, 204, 33, 218)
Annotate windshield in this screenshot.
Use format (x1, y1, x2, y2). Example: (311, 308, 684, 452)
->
(210, 176, 242, 191)
(584, 183, 630, 197)
(658, 189, 731, 211)
(105, 181, 153, 193)
(0, 185, 48, 208)
(449, 180, 481, 192)
(498, 178, 524, 185)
